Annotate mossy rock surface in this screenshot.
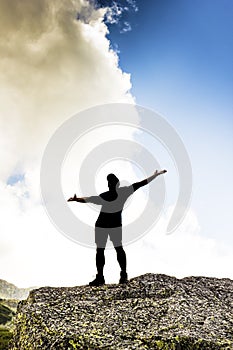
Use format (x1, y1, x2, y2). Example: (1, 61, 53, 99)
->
(0, 327, 13, 350)
(0, 299, 17, 350)
(10, 274, 233, 349)
(0, 304, 15, 326)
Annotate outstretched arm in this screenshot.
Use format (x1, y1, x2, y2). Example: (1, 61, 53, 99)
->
(67, 194, 102, 205)
(132, 169, 167, 191)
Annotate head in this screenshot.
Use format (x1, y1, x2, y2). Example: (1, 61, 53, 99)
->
(107, 173, 120, 190)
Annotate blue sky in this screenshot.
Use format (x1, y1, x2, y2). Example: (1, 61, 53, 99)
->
(104, 0, 233, 243)
(106, 0, 232, 116)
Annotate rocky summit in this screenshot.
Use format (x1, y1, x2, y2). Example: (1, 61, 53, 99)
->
(11, 274, 233, 349)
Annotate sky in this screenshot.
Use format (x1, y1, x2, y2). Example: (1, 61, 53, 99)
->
(104, 0, 233, 237)
(0, 0, 233, 287)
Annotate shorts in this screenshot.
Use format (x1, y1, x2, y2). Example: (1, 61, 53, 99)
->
(95, 226, 122, 248)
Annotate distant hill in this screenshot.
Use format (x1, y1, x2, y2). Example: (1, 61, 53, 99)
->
(0, 279, 32, 300)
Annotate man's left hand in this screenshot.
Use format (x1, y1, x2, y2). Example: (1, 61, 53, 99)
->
(67, 194, 77, 202)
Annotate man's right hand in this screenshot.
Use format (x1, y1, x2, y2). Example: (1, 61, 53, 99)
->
(67, 194, 77, 202)
(154, 169, 167, 176)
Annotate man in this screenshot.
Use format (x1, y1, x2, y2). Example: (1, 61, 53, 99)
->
(68, 169, 167, 286)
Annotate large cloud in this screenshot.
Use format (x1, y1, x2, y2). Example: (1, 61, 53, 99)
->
(0, 0, 133, 180)
(0, 0, 135, 286)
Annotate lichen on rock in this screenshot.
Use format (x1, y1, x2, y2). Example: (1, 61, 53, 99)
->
(10, 274, 233, 349)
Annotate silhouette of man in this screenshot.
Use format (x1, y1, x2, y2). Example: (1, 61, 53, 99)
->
(68, 169, 167, 286)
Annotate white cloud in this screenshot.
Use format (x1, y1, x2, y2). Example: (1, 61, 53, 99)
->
(120, 22, 132, 34)
(0, 0, 133, 180)
(0, 0, 135, 286)
(126, 0, 139, 12)
(103, 0, 137, 32)
(105, 2, 124, 24)
(126, 208, 233, 281)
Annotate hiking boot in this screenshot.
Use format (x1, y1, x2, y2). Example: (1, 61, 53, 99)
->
(89, 274, 105, 286)
(119, 271, 128, 284)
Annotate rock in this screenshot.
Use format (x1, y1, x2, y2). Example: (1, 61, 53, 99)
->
(0, 279, 33, 349)
(0, 302, 15, 326)
(10, 274, 233, 349)
(0, 300, 16, 350)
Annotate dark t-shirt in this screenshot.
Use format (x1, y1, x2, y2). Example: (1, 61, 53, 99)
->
(88, 186, 134, 228)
